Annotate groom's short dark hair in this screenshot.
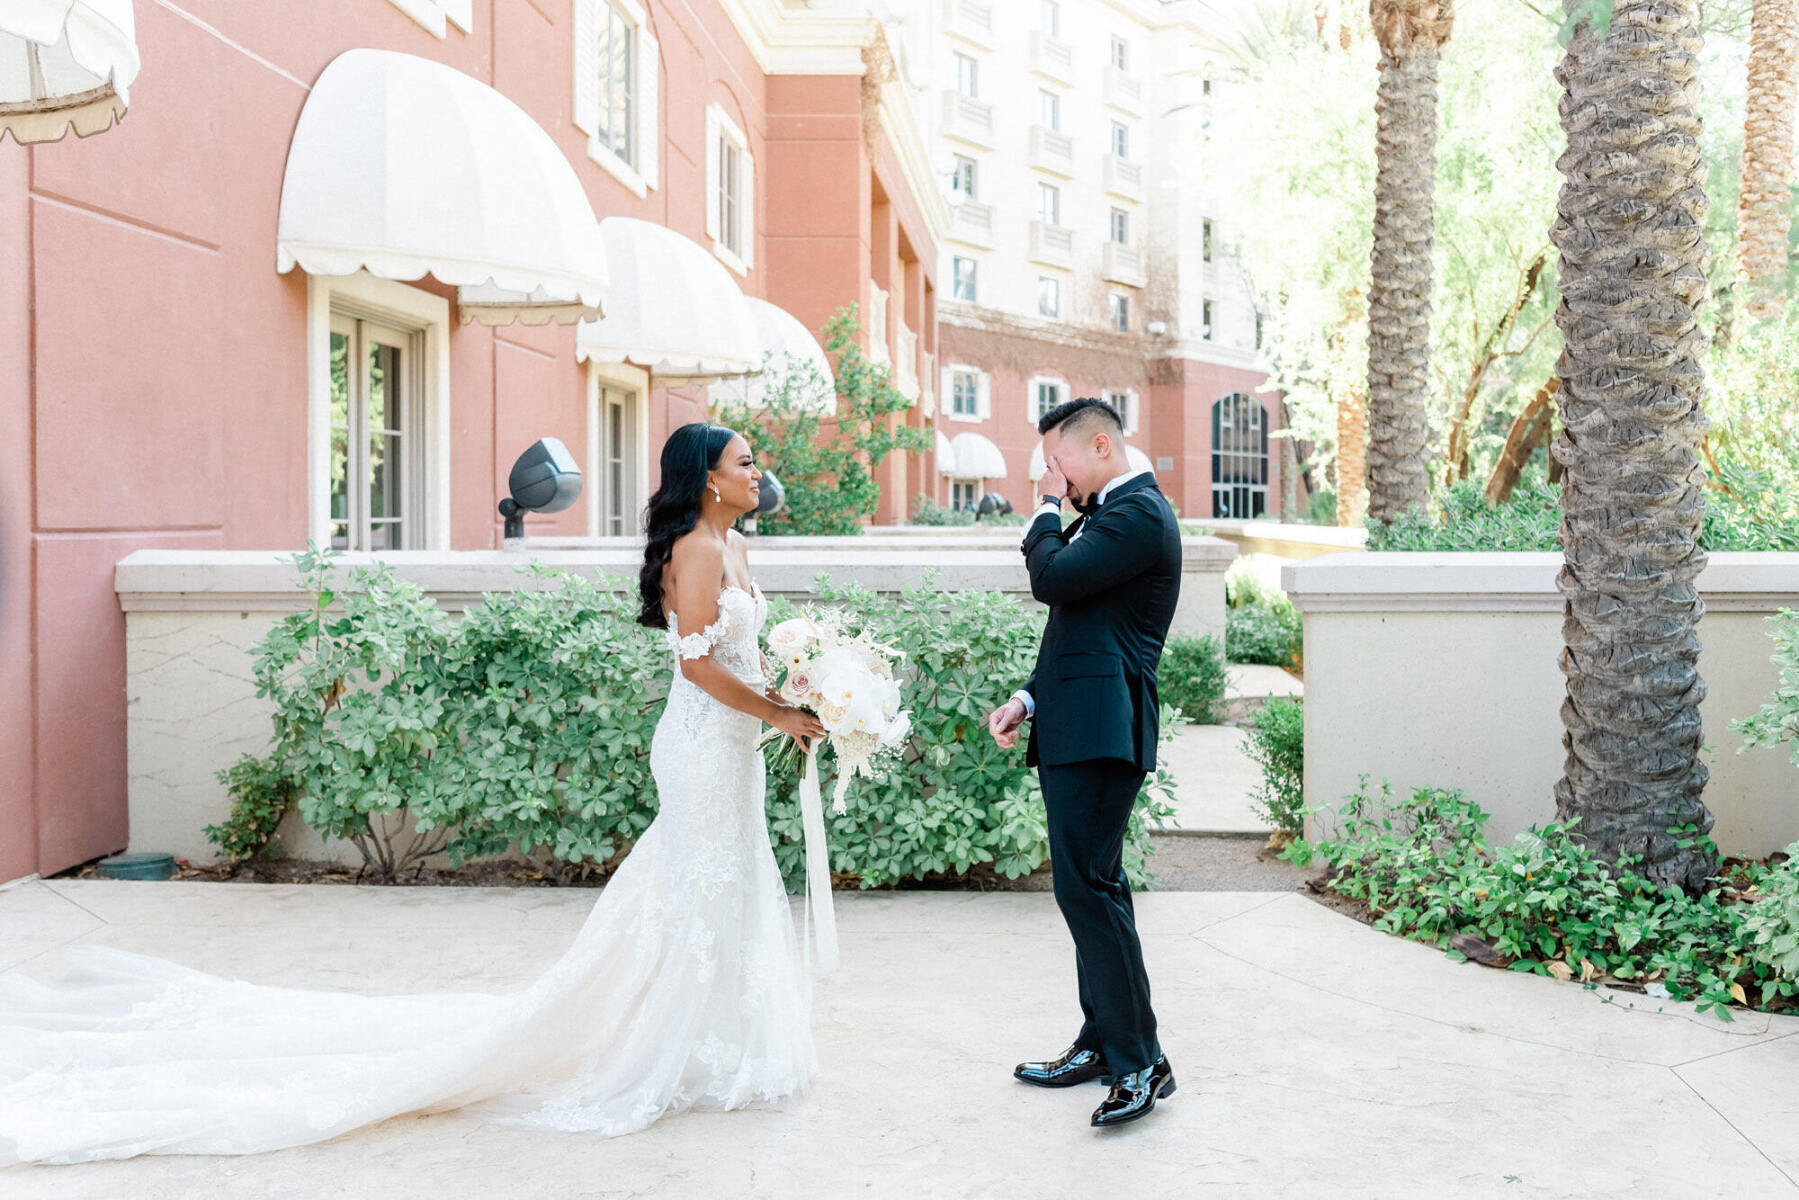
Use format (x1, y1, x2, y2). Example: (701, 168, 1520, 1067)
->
(1039, 395, 1123, 439)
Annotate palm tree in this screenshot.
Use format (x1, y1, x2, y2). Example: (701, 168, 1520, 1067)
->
(1736, 0, 1799, 319)
(1364, 0, 1453, 524)
(1550, 0, 1715, 890)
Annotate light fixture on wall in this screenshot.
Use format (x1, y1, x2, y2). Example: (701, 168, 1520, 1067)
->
(499, 438, 582, 542)
(743, 469, 785, 536)
(975, 493, 1013, 521)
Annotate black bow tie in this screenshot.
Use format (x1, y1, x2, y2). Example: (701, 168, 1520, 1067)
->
(1074, 493, 1102, 517)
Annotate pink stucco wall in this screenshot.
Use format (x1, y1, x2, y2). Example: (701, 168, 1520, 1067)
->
(0, 0, 937, 881)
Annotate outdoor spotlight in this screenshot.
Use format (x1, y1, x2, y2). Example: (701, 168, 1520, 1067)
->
(498, 437, 582, 540)
(756, 470, 785, 517)
(975, 493, 1013, 521)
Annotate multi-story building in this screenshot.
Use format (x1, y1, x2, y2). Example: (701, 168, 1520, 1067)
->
(882, 0, 1297, 521)
(0, 0, 943, 883)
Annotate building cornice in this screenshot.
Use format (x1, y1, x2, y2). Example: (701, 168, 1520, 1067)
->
(716, 0, 880, 76)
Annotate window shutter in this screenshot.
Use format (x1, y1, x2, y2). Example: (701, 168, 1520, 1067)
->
(443, 0, 473, 32)
(942, 367, 955, 415)
(704, 109, 721, 242)
(572, 0, 599, 136)
(740, 146, 755, 268)
(976, 373, 992, 420)
(636, 23, 659, 188)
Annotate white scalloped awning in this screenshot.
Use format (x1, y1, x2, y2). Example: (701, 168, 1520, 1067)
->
(577, 218, 760, 381)
(935, 430, 955, 464)
(276, 48, 607, 326)
(1029, 442, 1154, 480)
(0, 0, 138, 144)
(944, 432, 1008, 480)
(710, 298, 835, 412)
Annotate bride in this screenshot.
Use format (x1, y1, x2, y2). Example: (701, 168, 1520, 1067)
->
(0, 422, 827, 1166)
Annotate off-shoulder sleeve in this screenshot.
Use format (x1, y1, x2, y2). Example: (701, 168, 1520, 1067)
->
(669, 611, 729, 661)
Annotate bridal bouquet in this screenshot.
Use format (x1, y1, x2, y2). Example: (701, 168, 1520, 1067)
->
(760, 608, 911, 813)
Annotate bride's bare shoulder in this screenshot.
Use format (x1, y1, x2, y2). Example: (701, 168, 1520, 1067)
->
(666, 530, 725, 593)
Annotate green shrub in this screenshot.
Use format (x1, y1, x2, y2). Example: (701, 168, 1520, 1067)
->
(1227, 602, 1301, 668)
(1245, 696, 1304, 834)
(214, 555, 1178, 890)
(1284, 783, 1799, 1019)
(1158, 635, 1229, 724)
(911, 494, 976, 526)
(1301, 489, 1338, 526)
(712, 308, 931, 535)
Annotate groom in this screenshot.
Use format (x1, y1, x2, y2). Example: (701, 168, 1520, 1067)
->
(987, 396, 1181, 1129)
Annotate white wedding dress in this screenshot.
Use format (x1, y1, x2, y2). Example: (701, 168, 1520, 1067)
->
(0, 583, 815, 1166)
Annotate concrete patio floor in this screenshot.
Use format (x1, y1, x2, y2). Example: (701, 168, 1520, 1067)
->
(4, 879, 1799, 1198)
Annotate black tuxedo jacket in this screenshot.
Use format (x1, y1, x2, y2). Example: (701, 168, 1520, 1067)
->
(1020, 472, 1182, 771)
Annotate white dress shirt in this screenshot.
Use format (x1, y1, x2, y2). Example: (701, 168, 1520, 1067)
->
(1013, 468, 1154, 718)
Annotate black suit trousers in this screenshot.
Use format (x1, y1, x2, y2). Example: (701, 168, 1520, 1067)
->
(1038, 756, 1159, 1075)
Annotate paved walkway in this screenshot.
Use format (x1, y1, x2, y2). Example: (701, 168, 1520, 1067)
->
(4, 879, 1798, 1198)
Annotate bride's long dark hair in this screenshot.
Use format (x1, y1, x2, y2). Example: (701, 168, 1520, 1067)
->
(638, 422, 738, 629)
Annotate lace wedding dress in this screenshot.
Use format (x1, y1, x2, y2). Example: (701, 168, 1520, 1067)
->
(0, 583, 814, 1166)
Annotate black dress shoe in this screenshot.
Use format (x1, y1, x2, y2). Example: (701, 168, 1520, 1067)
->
(1091, 1056, 1175, 1127)
(1014, 1044, 1112, 1088)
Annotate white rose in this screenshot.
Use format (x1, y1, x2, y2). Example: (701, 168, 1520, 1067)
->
(767, 618, 818, 662)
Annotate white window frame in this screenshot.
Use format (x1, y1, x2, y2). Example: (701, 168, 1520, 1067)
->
(950, 479, 980, 510)
(1203, 217, 1215, 262)
(306, 273, 450, 551)
(386, 0, 472, 37)
(1109, 292, 1130, 332)
(1042, 0, 1061, 37)
(955, 51, 980, 99)
(1110, 120, 1130, 159)
(951, 154, 978, 202)
(1110, 207, 1130, 246)
(1037, 276, 1061, 319)
(1106, 387, 1140, 435)
(952, 256, 979, 303)
(1028, 374, 1068, 425)
(1039, 88, 1061, 133)
(585, 361, 651, 537)
(944, 363, 990, 423)
(1202, 298, 1215, 340)
(1109, 35, 1129, 71)
(573, 0, 659, 199)
(1037, 182, 1061, 226)
(705, 103, 755, 275)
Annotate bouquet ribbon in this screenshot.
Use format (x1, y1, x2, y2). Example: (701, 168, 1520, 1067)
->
(798, 745, 840, 972)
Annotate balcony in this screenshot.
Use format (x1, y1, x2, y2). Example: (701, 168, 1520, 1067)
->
(1028, 31, 1073, 85)
(895, 324, 920, 402)
(1103, 241, 1147, 288)
(867, 283, 889, 363)
(944, 0, 994, 48)
(1102, 154, 1143, 201)
(1028, 125, 1074, 177)
(1104, 65, 1143, 115)
(948, 200, 996, 249)
(1028, 221, 1074, 270)
(941, 91, 996, 149)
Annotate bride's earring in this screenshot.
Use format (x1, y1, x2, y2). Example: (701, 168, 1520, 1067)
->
(710, 483, 722, 503)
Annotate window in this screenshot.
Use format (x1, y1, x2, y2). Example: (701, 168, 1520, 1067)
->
(386, 0, 472, 38)
(1203, 218, 1214, 261)
(1202, 77, 1213, 96)
(706, 104, 753, 272)
(956, 52, 979, 98)
(1032, 377, 1068, 423)
(1110, 121, 1130, 159)
(1037, 276, 1061, 319)
(1109, 36, 1129, 71)
(952, 256, 978, 303)
(309, 273, 450, 553)
(587, 375, 645, 537)
(1110, 207, 1130, 245)
(1212, 392, 1269, 518)
(1110, 293, 1130, 332)
(574, 0, 659, 195)
(1039, 89, 1060, 132)
(951, 479, 979, 511)
(952, 369, 980, 418)
(1202, 299, 1215, 339)
(1037, 183, 1061, 226)
(1042, 0, 1061, 37)
(951, 154, 978, 202)
(1106, 389, 1139, 435)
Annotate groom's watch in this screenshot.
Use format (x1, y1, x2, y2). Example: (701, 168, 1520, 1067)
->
(1038, 494, 1062, 509)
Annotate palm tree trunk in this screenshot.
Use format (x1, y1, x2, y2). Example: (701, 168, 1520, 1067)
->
(1737, 0, 1799, 320)
(1365, 1, 1452, 524)
(1551, 0, 1715, 891)
(1335, 388, 1368, 525)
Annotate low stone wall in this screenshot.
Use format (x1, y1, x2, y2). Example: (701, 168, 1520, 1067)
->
(1190, 519, 1367, 563)
(117, 536, 1235, 865)
(1284, 552, 1799, 857)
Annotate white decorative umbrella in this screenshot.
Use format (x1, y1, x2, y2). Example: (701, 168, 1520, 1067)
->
(577, 218, 761, 382)
(276, 49, 608, 326)
(710, 298, 835, 412)
(0, 0, 138, 144)
(947, 432, 1008, 480)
